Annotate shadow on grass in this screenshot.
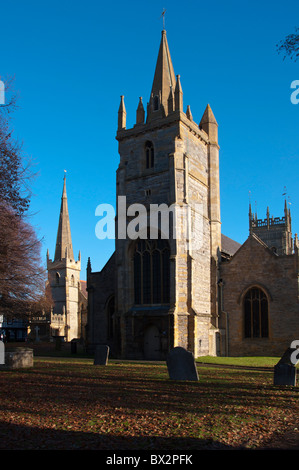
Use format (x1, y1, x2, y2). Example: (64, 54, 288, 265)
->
(2, 364, 297, 419)
(0, 420, 237, 451)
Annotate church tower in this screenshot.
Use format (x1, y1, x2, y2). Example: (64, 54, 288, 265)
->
(115, 29, 222, 359)
(47, 175, 81, 341)
(249, 200, 293, 255)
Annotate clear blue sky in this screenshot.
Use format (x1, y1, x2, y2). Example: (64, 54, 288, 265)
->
(1, 0, 299, 280)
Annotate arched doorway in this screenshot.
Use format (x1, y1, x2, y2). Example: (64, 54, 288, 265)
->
(144, 325, 160, 360)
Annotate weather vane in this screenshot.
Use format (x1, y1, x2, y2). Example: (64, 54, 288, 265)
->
(160, 8, 166, 30)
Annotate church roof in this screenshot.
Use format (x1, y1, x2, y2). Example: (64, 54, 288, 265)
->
(221, 234, 241, 256)
(54, 176, 74, 261)
(80, 280, 87, 298)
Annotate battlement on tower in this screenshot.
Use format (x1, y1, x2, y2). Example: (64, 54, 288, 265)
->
(249, 202, 293, 255)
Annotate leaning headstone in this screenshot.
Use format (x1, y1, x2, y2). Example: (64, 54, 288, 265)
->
(166, 346, 199, 381)
(274, 347, 298, 386)
(94, 345, 109, 365)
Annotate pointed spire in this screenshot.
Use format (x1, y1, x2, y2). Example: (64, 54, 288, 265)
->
(199, 104, 218, 144)
(118, 95, 126, 130)
(136, 97, 145, 124)
(54, 175, 74, 261)
(149, 30, 176, 115)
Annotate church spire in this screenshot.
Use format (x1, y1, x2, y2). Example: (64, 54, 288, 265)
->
(54, 174, 74, 261)
(149, 29, 176, 116)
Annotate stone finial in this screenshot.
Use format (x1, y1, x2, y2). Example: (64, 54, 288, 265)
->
(199, 104, 218, 144)
(167, 86, 174, 113)
(136, 97, 145, 124)
(174, 74, 183, 112)
(118, 95, 126, 130)
(87, 257, 92, 276)
(186, 105, 193, 121)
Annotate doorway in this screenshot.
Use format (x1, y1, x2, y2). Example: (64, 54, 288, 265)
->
(143, 325, 160, 360)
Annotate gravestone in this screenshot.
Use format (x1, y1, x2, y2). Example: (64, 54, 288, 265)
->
(273, 347, 298, 386)
(166, 346, 199, 381)
(71, 339, 77, 354)
(94, 345, 109, 365)
(0, 348, 34, 370)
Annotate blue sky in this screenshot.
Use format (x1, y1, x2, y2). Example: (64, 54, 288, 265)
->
(1, 0, 299, 280)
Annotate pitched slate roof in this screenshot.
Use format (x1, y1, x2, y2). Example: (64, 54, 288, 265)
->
(221, 234, 242, 256)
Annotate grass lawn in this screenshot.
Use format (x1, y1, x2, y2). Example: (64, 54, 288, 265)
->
(196, 356, 281, 368)
(0, 354, 298, 450)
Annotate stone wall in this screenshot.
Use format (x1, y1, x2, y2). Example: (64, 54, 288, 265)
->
(220, 234, 299, 356)
(87, 253, 116, 355)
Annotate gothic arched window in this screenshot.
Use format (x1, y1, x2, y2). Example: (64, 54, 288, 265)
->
(56, 272, 60, 285)
(244, 287, 269, 338)
(133, 239, 170, 305)
(145, 141, 154, 169)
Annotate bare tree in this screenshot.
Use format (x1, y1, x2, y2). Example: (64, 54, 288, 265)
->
(0, 78, 32, 215)
(0, 78, 49, 319)
(277, 27, 299, 62)
(0, 203, 49, 319)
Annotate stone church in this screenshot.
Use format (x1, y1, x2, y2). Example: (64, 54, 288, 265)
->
(47, 176, 87, 342)
(84, 29, 298, 359)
